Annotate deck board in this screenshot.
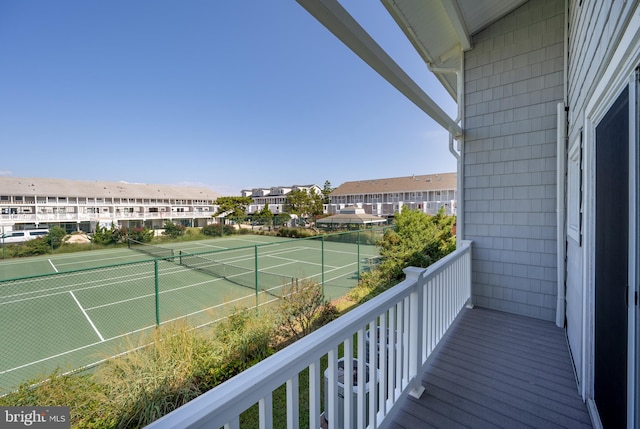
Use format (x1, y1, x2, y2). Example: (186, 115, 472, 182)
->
(388, 307, 592, 429)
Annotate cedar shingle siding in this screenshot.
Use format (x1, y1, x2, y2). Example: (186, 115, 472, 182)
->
(464, 0, 564, 321)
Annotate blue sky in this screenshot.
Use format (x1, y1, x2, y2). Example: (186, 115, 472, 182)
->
(0, 1, 457, 195)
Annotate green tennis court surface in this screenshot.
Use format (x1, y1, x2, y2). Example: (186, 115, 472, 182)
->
(0, 231, 381, 394)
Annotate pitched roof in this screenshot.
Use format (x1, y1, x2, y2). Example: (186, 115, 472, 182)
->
(0, 177, 221, 200)
(331, 172, 456, 196)
(316, 212, 386, 225)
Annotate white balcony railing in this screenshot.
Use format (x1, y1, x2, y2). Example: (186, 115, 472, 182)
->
(0, 211, 213, 223)
(148, 241, 472, 429)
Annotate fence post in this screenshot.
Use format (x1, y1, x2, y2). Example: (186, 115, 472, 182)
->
(154, 259, 160, 326)
(255, 245, 259, 309)
(357, 230, 361, 280)
(321, 235, 325, 297)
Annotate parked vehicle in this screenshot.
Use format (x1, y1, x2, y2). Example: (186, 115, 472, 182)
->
(1, 229, 49, 244)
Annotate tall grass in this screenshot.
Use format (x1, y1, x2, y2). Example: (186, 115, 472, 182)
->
(94, 322, 216, 428)
(0, 310, 278, 428)
(0, 279, 343, 428)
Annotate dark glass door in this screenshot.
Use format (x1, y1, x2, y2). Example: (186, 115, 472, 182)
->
(595, 86, 629, 428)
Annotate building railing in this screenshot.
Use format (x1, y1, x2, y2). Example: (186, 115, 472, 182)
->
(148, 240, 472, 429)
(0, 211, 213, 223)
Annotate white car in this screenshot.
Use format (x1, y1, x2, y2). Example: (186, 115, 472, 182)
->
(1, 229, 49, 244)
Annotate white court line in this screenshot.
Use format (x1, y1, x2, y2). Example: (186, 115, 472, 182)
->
(85, 274, 225, 311)
(48, 259, 58, 272)
(194, 242, 228, 249)
(0, 247, 371, 378)
(69, 291, 104, 342)
(0, 288, 257, 376)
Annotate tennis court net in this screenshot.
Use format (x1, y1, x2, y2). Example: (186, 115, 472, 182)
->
(128, 239, 175, 260)
(178, 251, 293, 297)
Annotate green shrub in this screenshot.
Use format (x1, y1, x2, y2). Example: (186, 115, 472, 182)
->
(276, 227, 317, 238)
(14, 237, 50, 256)
(122, 227, 154, 243)
(93, 223, 119, 245)
(276, 279, 335, 341)
(162, 221, 186, 238)
(45, 226, 67, 249)
(349, 207, 456, 302)
(202, 223, 236, 237)
(184, 227, 201, 237)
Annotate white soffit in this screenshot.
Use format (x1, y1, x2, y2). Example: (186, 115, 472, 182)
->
(459, 0, 529, 34)
(383, 0, 528, 99)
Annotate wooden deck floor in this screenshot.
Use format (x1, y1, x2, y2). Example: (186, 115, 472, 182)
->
(388, 307, 592, 429)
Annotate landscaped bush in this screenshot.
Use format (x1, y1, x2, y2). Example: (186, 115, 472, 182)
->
(11, 237, 51, 257)
(276, 227, 317, 238)
(162, 221, 186, 238)
(202, 223, 236, 237)
(349, 207, 456, 302)
(93, 223, 120, 245)
(276, 278, 336, 341)
(122, 226, 154, 243)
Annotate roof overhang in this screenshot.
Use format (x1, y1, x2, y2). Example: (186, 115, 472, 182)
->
(296, 0, 462, 137)
(382, 0, 527, 99)
(297, 0, 527, 134)
(316, 214, 387, 225)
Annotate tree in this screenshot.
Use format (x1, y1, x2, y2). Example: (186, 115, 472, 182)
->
(378, 206, 456, 281)
(322, 180, 333, 204)
(379, 207, 456, 280)
(253, 204, 274, 227)
(45, 226, 67, 249)
(350, 207, 456, 302)
(285, 189, 324, 222)
(274, 212, 291, 227)
(214, 196, 253, 222)
(307, 188, 324, 221)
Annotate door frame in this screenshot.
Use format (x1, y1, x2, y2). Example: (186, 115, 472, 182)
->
(582, 10, 640, 426)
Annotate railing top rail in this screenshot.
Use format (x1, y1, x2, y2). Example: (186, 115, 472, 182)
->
(149, 275, 420, 428)
(148, 240, 473, 429)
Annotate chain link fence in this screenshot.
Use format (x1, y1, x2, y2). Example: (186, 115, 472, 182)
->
(0, 228, 389, 393)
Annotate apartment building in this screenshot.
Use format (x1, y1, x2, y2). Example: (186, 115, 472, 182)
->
(328, 172, 456, 217)
(0, 177, 221, 233)
(241, 184, 322, 214)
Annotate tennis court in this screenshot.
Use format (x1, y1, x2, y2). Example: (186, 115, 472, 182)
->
(0, 231, 381, 394)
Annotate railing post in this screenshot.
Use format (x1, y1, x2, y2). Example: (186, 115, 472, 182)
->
(403, 267, 425, 399)
(461, 240, 473, 308)
(146, 244, 473, 429)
